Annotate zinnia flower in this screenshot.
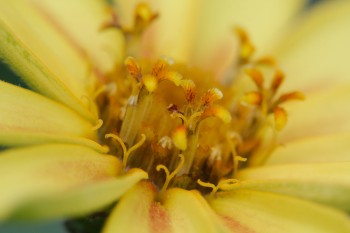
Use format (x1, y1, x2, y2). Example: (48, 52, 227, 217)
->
(1, 0, 350, 232)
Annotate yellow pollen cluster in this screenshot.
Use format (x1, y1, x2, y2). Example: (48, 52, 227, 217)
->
(96, 3, 303, 195)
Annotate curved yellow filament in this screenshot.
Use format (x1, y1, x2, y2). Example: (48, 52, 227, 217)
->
(157, 154, 184, 194)
(92, 119, 103, 131)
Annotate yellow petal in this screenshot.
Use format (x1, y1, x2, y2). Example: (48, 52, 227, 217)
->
(0, 81, 95, 144)
(274, 0, 350, 92)
(227, 179, 350, 212)
(0, 1, 95, 121)
(192, 0, 306, 75)
(31, 0, 124, 73)
(210, 189, 350, 233)
(237, 162, 350, 184)
(0, 144, 121, 220)
(102, 181, 162, 233)
(266, 133, 350, 165)
(10, 169, 147, 220)
(103, 183, 229, 233)
(236, 162, 350, 210)
(164, 189, 229, 233)
(280, 86, 350, 142)
(0, 132, 107, 153)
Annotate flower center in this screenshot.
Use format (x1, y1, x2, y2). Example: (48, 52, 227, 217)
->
(96, 3, 304, 195)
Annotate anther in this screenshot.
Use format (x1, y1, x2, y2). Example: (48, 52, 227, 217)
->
(156, 154, 185, 194)
(270, 69, 285, 93)
(134, 2, 159, 30)
(180, 80, 196, 103)
(125, 56, 142, 81)
(234, 27, 255, 63)
(245, 69, 264, 90)
(201, 88, 223, 106)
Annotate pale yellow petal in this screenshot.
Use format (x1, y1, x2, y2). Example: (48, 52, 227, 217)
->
(0, 144, 121, 220)
(0, 132, 107, 153)
(274, 0, 350, 92)
(30, 0, 124, 73)
(226, 179, 350, 212)
(210, 190, 350, 233)
(102, 181, 162, 233)
(0, 81, 95, 144)
(10, 169, 147, 220)
(103, 182, 229, 233)
(280, 86, 350, 142)
(192, 0, 306, 75)
(237, 162, 350, 184)
(164, 188, 230, 233)
(266, 133, 350, 165)
(236, 162, 350, 210)
(0, 0, 95, 121)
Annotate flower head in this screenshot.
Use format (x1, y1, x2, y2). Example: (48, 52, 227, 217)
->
(1, 0, 350, 232)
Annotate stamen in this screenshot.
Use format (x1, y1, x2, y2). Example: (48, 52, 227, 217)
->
(235, 27, 255, 63)
(245, 69, 264, 90)
(125, 56, 142, 81)
(275, 91, 305, 106)
(134, 2, 159, 31)
(270, 69, 285, 93)
(226, 133, 246, 176)
(92, 119, 104, 131)
(241, 91, 262, 106)
(197, 178, 240, 198)
(171, 112, 188, 125)
(180, 80, 196, 103)
(197, 179, 218, 197)
(92, 85, 107, 100)
(156, 154, 185, 194)
(201, 88, 223, 106)
(105, 133, 146, 168)
(217, 179, 240, 191)
(187, 111, 204, 128)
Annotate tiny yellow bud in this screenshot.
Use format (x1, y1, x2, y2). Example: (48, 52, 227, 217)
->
(142, 74, 158, 93)
(136, 3, 156, 22)
(274, 107, 287, 131)
(172, 125, 188, 151)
